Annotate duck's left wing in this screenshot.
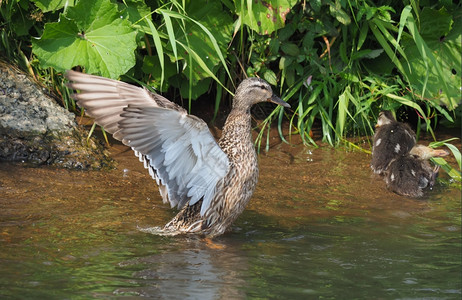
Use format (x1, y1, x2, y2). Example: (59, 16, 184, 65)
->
(114, 106, 230, 214)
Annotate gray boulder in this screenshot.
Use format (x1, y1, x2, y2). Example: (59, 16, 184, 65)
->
(0, 61, 113, 169)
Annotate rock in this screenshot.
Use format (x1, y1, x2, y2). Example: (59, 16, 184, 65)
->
(0, 61, 113, 169)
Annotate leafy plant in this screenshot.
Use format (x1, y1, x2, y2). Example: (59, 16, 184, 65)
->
(429, 138, 462, 183)
(242, 1, 461, 148)
(1, 0, 460, 182)
(142, 0, 234, 98)
(236, 0, 295, 35)
(397, 6, 460, 110)
(32, 0, 138, 79)
(27, 0, 235, 102)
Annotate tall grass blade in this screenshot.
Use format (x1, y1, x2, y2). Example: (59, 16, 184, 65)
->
(160, 11, 179, 72)
(144, 18, 165, 88)
(405, 15, 454, 110)
(397, 6, 412, 48)
(177, 40, 232, 94)
(336, 88, 349, 138)
(370, 19, 407, 77)
(159, 9, 232, 83)
(430, 138, 461, 170)
(431, 157, 462, 182)
(277, 106, 288, 144)
(385, 93, 427, 119)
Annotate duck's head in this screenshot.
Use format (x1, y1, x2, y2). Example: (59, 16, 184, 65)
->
(233, 77, 290, 110)
(375, 110, 396, 128)
(410, 144, 450, 160)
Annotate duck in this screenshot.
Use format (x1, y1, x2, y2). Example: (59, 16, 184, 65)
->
(371, 110, 416, 174)
(384, 144, 449, 197)
(65, 70, 290, 237)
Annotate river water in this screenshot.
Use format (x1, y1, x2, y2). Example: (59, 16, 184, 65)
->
(0, 139, 460, 299)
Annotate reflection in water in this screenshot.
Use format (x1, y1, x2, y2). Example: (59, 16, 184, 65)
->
(116, 238, 247, 299)
(0, 141, 460, 298)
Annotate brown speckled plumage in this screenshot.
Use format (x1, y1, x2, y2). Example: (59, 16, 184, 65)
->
(65, 71, 289, 237)
(163, 111, 259, 237)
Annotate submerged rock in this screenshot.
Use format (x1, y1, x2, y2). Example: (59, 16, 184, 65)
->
(0, 61, 113, 169)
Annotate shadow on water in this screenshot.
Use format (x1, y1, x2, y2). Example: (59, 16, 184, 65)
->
(0, 140, 460, 299)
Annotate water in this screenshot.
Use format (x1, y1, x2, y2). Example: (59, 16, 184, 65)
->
(0, 142, 460, 299)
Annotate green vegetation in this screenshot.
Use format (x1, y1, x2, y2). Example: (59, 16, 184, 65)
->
(1, 0, 460, 181)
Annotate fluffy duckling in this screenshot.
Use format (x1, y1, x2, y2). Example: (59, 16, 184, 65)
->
(371, 110, 416, 174)
(65, 70, 290, 237)
(384, 145, 449, 197)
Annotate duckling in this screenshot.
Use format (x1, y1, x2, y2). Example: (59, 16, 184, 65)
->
(371, 110, 416, 174)
(65, 70, 290, 237)
(384, 145, 449, 197)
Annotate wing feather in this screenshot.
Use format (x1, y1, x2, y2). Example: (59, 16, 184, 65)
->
(66, 71, 229, 214)
(65, 70, 186, 134)
(116, 106, 230, 214)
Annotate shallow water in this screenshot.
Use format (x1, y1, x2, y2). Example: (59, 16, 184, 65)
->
(0, 141, 460, 299)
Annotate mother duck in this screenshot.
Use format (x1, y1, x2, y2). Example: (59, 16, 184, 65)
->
(65, 71, 290, 237)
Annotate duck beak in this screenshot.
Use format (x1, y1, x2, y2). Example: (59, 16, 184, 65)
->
(411, 145, 450, 159)
(431, 148, 450, 157)
(268, 95, 290, 108)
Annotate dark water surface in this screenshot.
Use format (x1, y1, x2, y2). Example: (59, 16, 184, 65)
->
(0, 142, 460, 299)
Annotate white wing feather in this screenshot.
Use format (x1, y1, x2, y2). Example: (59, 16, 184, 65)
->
(114, 106, 230, 214)
(66, 70, 229, 215)
(66, 70, 185, 134)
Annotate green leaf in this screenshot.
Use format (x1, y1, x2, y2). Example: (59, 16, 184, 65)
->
(429, 139, 462, 170)
(385, 93, 427, 119)
(143, 17, 165, 87)
(236, 0, 296, 35)
(32, 0, 137, 79)
(142, 55, 176, 92)
(329, 0, 351, 25)
(31, 0, 75, 12)
(444, 143, 462, 170)
(8, 6, 36, 37)
(336, 88, 349, 138)
(351, 49, 383, 60)
(311, 0, 322, 13)
(428, 138, 459, 148)
(159, 10, 178, 69)
(397, 5, 412, 46)
(370, 18, 408, 76)
(263, 69, 277, 86)
(357, 22, 368, 50)
(363, 49, 383, 59)
(179, 78, 212, 100)
(400, 8, 461, 110)
(119, 0, 151, 28)
(281, 43, 299, 56)
(431, 157, 462, 182)
(279, 56, 293, 70)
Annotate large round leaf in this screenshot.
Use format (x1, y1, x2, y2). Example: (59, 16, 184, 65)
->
(32, 0, 137, 79)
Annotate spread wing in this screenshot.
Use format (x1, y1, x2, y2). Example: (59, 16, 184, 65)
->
(65, 70, 229, 214)
(114, 106, 230, 214)
(65, 70, 186, 134)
